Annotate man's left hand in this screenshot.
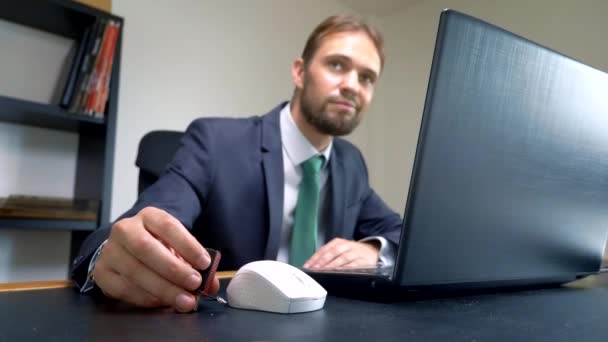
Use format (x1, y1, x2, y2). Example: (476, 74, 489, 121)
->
(303, 238, 379, 269)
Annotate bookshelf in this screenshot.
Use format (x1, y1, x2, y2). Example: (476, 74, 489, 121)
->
(0, 0, 123, 259)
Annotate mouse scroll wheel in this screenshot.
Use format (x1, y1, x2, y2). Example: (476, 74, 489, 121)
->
(293, 273, 307, 287)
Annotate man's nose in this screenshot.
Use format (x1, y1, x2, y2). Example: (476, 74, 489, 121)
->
(340, 71, 360, 95)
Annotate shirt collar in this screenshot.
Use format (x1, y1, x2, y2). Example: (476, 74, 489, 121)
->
(280, 102, 332, 168)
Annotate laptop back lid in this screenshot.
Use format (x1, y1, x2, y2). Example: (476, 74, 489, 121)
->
(394, 10, 608, 287)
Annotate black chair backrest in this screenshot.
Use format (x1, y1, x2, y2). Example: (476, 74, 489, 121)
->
(135, 130, 184, 194)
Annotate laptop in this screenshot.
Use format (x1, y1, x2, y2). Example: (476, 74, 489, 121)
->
(306, 9, 608, 293)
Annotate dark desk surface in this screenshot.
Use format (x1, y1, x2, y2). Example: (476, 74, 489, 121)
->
(2, 275, 608, 342)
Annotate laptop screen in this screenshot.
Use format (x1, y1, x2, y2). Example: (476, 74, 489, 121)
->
(394, 10, 608, 286)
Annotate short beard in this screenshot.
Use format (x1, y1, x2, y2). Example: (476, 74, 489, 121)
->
(299, 89, 362, 136)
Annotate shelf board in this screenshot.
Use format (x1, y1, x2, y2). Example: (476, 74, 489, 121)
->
(0, 0, 123, 39)
(0, 95, 104, 132)
(0, 217, 96, 231)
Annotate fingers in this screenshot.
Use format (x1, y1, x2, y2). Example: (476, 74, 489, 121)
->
(94, 206, 224, 312)
(140, 207, 210, 270)
(93, 207, 210, 312)
(304, 238, 349, 269)
(304, 238, 380, 270)
(93, 262, 162, 309)
(99, 240, 199, 312)
(111, 209, 205, 293)
(322, 250, 358, 269)
(326, 241, 380, 269)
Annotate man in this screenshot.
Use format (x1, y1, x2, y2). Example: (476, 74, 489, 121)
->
(72, 14, 402, 313)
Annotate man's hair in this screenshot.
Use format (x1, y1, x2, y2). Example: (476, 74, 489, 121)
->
(301, 14, 385, 70)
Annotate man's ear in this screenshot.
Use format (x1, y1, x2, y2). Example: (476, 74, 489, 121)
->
(292, 58, 305, 89)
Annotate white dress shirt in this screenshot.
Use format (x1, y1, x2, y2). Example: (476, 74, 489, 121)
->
(277, 103, 395, 266)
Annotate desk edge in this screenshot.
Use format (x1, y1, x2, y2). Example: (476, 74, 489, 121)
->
(0, 270, 237, 292)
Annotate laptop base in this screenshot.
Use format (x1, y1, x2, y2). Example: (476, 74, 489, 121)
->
(307, 270, 578, 303)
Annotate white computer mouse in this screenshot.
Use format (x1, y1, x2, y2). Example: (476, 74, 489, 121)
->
(226, 260, 327, 314)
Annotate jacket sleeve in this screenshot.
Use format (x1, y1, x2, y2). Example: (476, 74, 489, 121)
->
(351, 149, 403, 246)
(353, 187, 403, 246)
(71, 119, 217, 288)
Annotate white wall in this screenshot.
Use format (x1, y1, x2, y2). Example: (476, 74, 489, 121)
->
(367, 0, 608, 212)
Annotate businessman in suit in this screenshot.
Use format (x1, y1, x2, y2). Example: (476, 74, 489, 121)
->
(72, 14, 402, 312)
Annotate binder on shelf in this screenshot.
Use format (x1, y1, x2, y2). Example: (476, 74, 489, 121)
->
(95, 21, 121, 117)
(61, 17, 121, 119)
(59, 25, 92, 108)
(61, 19, 102, 111)
(84, 20, 120, 118)
(78, 19, 110, 116)
(68, 18, 108, 115)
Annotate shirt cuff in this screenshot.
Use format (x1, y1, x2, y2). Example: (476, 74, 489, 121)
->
(79, 239, 108, 293)
(359, 236, 397, 267)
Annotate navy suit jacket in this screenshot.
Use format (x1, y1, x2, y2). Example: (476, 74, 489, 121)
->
(72, 103, 402, 287)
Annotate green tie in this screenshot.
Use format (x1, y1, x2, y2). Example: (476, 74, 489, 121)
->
(289, 155, 324, 266)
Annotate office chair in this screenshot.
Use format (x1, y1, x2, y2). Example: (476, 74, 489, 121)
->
(135, 130, 184, 194)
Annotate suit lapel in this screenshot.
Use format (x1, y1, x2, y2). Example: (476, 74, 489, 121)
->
(261, 104, 285, 260)
(326, 145, 346, 241)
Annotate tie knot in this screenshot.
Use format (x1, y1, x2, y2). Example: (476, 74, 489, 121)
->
(301, 155, 324, 175)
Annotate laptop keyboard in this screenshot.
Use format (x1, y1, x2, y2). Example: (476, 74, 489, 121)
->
(305, 266, 393, 277)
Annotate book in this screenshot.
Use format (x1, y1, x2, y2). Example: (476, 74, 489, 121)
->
(85, 20, 119, 117)
(94, 21, 121, 117)
(65, 19, 102, 112)
(59, 25, 92, 108)
(69, 19, 107, 115)
(79, 19, 111, 116)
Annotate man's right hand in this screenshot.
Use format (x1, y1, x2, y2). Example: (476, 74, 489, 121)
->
(91, 206, 219, 312)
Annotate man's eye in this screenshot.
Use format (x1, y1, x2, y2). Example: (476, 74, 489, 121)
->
(360, 74, 375, 86)
(329, 61, 343, 71)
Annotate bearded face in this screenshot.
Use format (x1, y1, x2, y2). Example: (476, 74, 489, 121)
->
(298, 74, 364, 136)
(291, 32, 380, 137)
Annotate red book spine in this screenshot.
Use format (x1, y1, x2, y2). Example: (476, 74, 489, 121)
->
(97, 22, 120, 117)
(84, 20, 115, 115)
